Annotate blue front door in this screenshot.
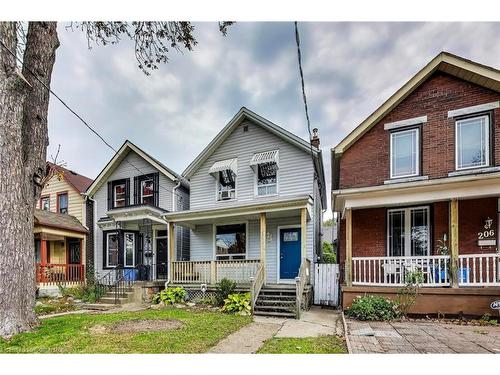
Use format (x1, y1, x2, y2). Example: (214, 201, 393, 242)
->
(279, 227, 301, 280)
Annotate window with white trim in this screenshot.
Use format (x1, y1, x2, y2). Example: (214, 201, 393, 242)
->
(215, 224, 246, 260)
(40, 196, 50, 211)
(124, 232, 135, 267)
(455, 115, 490, 170)
(113, 183, 126, 207)
(390, 128, 419, 179)
(217, 170, 236, 201)
(387, 207, 430, 257)
(140, 178, 154, 205)
(256, 162, 278, 196)
(106, 232, 119, 267)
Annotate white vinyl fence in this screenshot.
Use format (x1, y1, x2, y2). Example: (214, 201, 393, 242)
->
(313, 263, 340, 306)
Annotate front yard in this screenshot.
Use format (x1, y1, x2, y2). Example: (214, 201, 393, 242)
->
(258, 335, 347, 354)
(0, 308, 251, 353)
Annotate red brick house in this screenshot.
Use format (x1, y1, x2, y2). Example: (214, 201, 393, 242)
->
(332, 52, 500, 316)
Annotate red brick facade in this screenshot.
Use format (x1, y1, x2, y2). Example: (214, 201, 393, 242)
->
(339, 73, 500, 189)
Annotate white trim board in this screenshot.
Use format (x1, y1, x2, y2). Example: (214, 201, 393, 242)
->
(448, 101, 499, 118)
(384, 116, 427, 131)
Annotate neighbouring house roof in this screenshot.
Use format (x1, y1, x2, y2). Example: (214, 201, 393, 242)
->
(34, 209, 88, 234)
(332, 51, 500, 155)
(183, 107, 327, 207)
(85, 140, 188, 197)
(46, 162, 93, 194)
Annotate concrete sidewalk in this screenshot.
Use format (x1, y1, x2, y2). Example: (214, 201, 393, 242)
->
(208, 307, 342, 354)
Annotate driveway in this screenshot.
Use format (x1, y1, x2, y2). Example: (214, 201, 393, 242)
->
(346, 318, 500, 354)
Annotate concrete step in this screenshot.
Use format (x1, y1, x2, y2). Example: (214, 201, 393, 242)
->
(255, 304, 295, 312)
(254, 310, 296, 318)
(80, 303, 116, 311)
(99, 297, 131, 305)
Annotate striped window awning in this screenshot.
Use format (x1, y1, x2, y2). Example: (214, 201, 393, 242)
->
(249, 150, 279, 170)
(208, 158, 238, 177)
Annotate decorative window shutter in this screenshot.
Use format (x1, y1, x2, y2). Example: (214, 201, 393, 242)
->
(133, 176, 139, 205)
(107, 182, 112, 210)
(102, 231, 108, 268)
(117, 230, 124, 267)
(153, 172, 159, 207)
(125, 179, 130, 206)
(137, 233, 143, 266)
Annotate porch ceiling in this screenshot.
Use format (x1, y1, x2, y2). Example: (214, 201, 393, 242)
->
(163, 195, 312, 228)
(333, 172, 500, 215)
(104, 205, 168, 226)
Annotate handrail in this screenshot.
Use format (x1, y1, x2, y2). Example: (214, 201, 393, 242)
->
(249, 262, 265, 313)
(295, 258, 311, 319)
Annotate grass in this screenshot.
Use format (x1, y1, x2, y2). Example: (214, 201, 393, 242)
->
(0, 308, 251, 353)
(257, 335, 347, 354)
(35, 298, 76, 316)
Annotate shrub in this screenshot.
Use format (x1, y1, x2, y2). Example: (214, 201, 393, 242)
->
(222, 293, 251, 315)
(322, 241, 337, 264)
(346, 295, 401, 321)
(58, 283, 105, 303)
(396, 270, 424, 316)
(152, 287, 187, 305)
(215, 278, 236, 306)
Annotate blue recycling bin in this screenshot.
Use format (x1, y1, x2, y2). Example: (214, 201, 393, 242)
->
(124, 269, 138, 281)
(458, 268, 469, 283)
(433, 267, 469, 283)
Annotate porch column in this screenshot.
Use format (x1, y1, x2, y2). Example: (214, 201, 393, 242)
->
(450, 198, 459, 288)
(259, 212, 267, 283)
(40, 239, 48, 265)
(345, 208, 353, 287)
(300, 207, 307, 261)
(168, 222, 175, 283)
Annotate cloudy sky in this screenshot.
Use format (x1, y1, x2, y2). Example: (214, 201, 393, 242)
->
(48, 22, 500, 214)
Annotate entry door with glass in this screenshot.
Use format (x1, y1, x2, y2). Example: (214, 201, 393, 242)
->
(387, 206, 430, 257)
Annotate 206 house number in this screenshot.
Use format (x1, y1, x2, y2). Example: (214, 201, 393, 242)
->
(478, 229, 495, 239)
(477, 217, 496, 245)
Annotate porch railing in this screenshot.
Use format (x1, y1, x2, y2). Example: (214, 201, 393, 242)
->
(458, 253, 500, 286)
(171, 259, 261, 284)
(352, 255, 451, 287)
(295, 258, 311, 319)
(250, 262, 265, 312)
(36, 263, 85, 285)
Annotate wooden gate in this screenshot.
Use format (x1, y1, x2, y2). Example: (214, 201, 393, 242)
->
(314, 263, 340, 306)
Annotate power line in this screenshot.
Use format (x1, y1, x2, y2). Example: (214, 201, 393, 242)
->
(0, 38, 186, 202)
(294, 21, 319, 183)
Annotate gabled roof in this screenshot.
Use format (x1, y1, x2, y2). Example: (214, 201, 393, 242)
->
(46, 162, 93, 194)
(86, 140, 187, 197)
(182, 107, 327, 207)
(34, 209, 88, 234)
(333, 51, 500, 155)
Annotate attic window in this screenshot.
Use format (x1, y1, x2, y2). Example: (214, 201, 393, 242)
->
(243, 125, 249, 132)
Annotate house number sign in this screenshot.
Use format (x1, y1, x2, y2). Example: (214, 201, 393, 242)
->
(478, 217, 496, 247)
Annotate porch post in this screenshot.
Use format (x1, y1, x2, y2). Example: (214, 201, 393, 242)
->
(345, 208, 353, 287)
(259, 212, 267, 283)
(450, 198, 459, 288)
(168, 222, 175, 283)
(300, 207, 307, 262)
(41, 239, 48, 265)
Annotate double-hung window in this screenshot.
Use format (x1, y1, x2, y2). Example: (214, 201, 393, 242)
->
(455, 115, 490, 170)
(387, 207, 430, 257)
(215, 224, 246, 260)
(106, 232, 119, 267)
(209, 158, 237, 202)
(40, 196, 50, 211)
(390, 128, 419, 179)
(250, 150, 279, 196)
(123, 232, 135, 267)
(57, 193, 68, 214)
(113, 182, 126, 208)
(140, 178, 154, 205)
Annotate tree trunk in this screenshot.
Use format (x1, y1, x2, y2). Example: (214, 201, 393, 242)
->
(0, 22, 59, 338)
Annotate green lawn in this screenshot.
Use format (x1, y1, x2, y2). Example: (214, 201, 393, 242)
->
(257, 335, 347, 354)
(0, 308, 251, 353)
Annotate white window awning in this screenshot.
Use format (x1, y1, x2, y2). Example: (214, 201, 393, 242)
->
(249, 150, 279, 170)
(209, 158, 238, 177)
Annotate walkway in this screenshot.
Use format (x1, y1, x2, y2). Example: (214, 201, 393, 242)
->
(346, 319, 500, 354)
(208, 307, 342, 354)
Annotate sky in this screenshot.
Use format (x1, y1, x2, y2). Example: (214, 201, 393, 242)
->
(47, 22, 500, 215)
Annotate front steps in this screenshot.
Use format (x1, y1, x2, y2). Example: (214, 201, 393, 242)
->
(253, 285, 297, 318)
(98, 287, 135, 305)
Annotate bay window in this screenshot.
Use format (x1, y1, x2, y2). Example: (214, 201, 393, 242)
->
(387, 207, 430, 257)
(215, 223, 246, 260)
(390, 128, 419, 179)
(124, 232, 135, 267)
(455, 115, 490, 170)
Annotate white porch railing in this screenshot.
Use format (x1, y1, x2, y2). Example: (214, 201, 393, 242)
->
(352, 255, 451, 287)
(458, 253, 500, 286)
(171, 259, 261, 284)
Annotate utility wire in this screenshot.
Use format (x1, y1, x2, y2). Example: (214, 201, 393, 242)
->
(294, 21, 319, 183)
(0, 39, 186, 202)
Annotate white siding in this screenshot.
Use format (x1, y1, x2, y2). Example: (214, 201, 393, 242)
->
(189, 120, 315, 210)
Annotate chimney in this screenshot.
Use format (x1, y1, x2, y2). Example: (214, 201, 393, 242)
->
(311, 128, 320, 148)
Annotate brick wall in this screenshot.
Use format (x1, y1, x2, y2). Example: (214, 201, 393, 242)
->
(339, 72, 500, 189)
(459, 197, 498, 254)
